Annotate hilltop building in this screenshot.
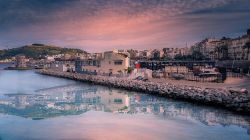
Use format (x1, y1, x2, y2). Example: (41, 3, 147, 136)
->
(15, 55, 28, 68)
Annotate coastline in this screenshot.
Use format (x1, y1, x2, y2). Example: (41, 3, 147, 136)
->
(36, 69, 250, 114)
(4, 67, 32, 70)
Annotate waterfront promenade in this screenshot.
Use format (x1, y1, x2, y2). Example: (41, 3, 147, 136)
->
(37, 69, 250, 113)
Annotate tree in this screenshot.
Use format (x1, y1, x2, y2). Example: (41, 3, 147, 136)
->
(126, 67, 133, 74)
(243, 42, 250, 60)
(174, 54, 184, 60)
(191, 51, 206, 60)
(161, 54, 172, 61)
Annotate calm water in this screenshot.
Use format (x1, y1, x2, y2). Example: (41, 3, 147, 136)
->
(0, 67, 249, 140)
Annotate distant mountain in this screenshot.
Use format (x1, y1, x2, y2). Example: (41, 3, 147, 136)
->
(0, 44, 86, 59)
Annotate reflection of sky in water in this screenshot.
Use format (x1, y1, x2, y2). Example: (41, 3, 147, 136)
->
(0, 70, 78, 95)
(0, 70, 250, 140)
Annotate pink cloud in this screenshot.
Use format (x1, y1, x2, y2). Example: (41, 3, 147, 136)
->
(1, 0, 249, 52)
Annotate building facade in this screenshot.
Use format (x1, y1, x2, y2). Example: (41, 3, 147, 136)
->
(76, 51, 130, 75)
(229, 34, 250, 60)
(191, 29, 250, 61)
(49, 60, 75, 72)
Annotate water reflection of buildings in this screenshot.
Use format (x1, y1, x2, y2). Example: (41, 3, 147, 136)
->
(35, 84, 131, 113)
(0, 84, 249, 134)
(0, 84, 131, 115)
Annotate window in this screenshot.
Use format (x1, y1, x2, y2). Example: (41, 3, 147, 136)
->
(114, 60, 123, 65)
(114, 99, 123, 104)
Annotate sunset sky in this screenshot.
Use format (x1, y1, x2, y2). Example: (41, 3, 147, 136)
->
(0, 0, 250, 52)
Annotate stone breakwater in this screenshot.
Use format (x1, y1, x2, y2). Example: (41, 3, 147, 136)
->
(37, 70, 250, 113)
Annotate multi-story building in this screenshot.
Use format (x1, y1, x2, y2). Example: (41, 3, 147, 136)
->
(76, 50, 130, 75)
(191, 29, 250, 60)
(90, 53, 103, 59)
(151, 49, 164, 59)
(127, 49, 139, 59)
(139, 50, 152, 59)
(179, 47, 190, 56)
(75, 58, 100, 74)
(163, 47, 189, 59)
(99, 51, 130, 75)
(229, 33, 250, 60)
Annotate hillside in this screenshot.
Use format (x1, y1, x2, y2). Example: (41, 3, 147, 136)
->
(0, 44, 86, 59)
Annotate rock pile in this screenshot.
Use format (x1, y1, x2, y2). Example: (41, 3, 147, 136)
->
(37, 69, 250, 113)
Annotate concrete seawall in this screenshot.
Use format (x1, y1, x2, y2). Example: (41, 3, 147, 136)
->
(36, 69, 250, 114)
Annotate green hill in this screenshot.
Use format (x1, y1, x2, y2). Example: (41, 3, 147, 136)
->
(0, 44, 86, 59)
